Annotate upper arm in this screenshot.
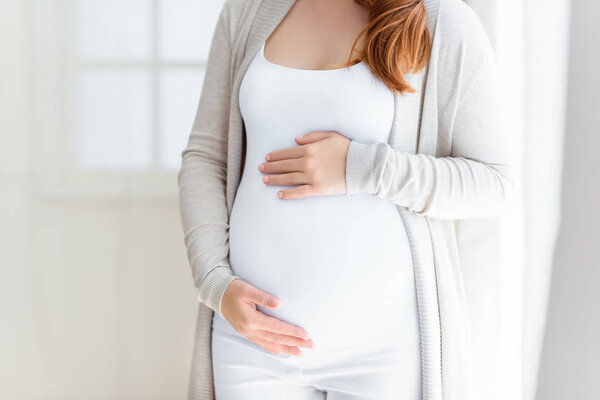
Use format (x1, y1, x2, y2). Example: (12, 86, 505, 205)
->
(450, 39, 515, 186)
(441, 0, 516, 184)
(180, 3, 234, 171)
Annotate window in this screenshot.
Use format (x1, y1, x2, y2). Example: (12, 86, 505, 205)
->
(33, 0, 225, 197)
(76, 0, 225, 170)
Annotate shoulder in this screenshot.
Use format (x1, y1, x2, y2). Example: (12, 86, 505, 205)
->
(215, 0, 260, 42)
(427, 0, 499, 104)
(433, 0, 495, 80)
(222, 0, 252, 11)
(436, 0, 488, 41)
(435, 0, 494, 58)
(221, 0, 260, 21)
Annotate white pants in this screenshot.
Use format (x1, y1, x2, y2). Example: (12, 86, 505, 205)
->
(211, 313, 422, 399)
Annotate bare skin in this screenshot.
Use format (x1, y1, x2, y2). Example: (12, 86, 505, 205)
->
(221, 0, 369, 356)
(221, 279, 314, 356)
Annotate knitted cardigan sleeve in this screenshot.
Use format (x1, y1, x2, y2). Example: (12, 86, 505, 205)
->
(177, 3, 240, 316)
(345, 37, 516, 220)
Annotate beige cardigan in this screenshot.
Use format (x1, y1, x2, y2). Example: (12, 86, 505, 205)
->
(177, 0, 515, 398)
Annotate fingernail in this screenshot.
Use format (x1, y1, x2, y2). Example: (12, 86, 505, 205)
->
(263, 176, 268, 183)
(258, 163, 264, 171)
(278, 191, 283, 198)
(296, 135, 304, 139)
(265, 154, 271, 161)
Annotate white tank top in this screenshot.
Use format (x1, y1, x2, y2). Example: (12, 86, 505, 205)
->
(213, 40, 420, 350)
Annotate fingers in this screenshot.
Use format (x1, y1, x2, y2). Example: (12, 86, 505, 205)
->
(262, 171, 307, 187)
(248, 335, 304, 357)
(253, 311, 311, 340)
(237, 312, 314, 357)
(245, 286, 281, 309)
(277, 184, 315, 199)
(295, 131, 333, 144)
(252, 328, 314, 349)
(265, 145, 305, 162)
(235, 282, 314, 357)
(258, 158, 304, 174)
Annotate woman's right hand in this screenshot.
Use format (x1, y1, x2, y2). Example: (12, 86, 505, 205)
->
(220, 279, 314, 356)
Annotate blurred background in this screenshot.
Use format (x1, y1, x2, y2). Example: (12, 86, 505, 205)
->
(0, 0, 597, 399)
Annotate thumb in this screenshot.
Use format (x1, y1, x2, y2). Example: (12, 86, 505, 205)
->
(295, 131, 331, 144)
(248, 286, 282, 309)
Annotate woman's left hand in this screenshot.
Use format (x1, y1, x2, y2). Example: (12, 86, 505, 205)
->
(258, 131, 351, 199)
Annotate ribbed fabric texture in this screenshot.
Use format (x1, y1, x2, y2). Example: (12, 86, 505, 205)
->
(197, 266, 239, 316)
(177, 0, 514, 399)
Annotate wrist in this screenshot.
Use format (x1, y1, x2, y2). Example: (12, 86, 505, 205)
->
(198, 266, 240, 317)
(345, 140, 384, 195)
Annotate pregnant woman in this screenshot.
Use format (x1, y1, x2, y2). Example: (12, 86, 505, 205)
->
(178, 0, 515, 399)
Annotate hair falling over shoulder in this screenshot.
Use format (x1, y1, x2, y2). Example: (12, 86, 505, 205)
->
(337, 0, 431, 95)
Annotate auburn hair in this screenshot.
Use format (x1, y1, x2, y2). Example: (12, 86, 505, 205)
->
(329, 0, 431, 95)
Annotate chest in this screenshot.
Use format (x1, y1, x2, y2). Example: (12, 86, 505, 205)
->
(225, 1, 439, 215)
(239, 40, 396, 149)
(262, 0, 369, 70)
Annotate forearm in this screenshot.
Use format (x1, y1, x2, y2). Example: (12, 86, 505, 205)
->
(177, 3, 240, 317)
(345, 45, 515, 220)
(345, 140, 514, 219)
(178, 145, 240, 316)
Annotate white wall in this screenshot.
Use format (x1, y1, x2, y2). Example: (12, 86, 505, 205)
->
(0, 1, 199, 399)
(536, 0, 600, 399)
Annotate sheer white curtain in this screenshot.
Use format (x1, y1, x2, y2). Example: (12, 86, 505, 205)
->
(463, 1, 571, 399)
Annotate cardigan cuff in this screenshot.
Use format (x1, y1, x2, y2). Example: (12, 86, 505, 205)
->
(345, 140, 386, 195)
(198, 265, 240, 317)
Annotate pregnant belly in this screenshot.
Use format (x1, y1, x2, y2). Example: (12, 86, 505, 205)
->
(228, 170, 419, 349)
